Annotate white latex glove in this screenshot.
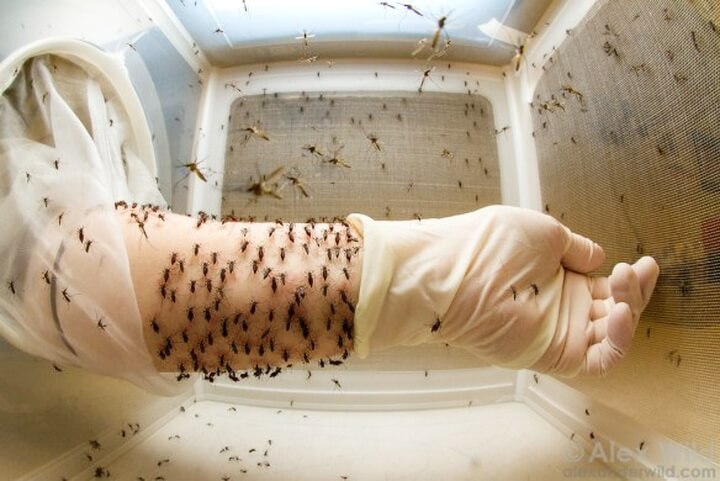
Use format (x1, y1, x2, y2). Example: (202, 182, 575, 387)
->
(347, 206, 659, 377)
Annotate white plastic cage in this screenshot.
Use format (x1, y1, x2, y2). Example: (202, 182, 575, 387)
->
(0, 0, 718, 480)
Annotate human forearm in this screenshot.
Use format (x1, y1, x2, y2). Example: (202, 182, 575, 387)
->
(116, 203, 362, 381)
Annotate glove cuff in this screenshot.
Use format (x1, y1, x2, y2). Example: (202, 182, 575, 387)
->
(346, 213, 395, 358)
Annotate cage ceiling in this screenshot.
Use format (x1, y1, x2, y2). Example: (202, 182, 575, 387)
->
(164, 0, 554, 65)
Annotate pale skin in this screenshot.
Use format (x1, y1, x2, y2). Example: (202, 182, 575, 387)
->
(115, 203, 362, 380)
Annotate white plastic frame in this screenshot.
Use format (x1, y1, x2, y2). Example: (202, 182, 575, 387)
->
(183, 58, 520, 215)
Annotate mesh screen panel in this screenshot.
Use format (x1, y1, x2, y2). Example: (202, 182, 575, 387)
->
(532, 0, 720, 461)
(221, 91, 501, 222)
(221, 90, 501, 370)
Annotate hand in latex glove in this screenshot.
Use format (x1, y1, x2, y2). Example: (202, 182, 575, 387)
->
(347, 206, 659, 376)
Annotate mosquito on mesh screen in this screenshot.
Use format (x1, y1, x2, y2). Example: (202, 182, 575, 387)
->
(323, 145, 352, 168)
(302, 144, 325, 159)
(283, 169, 311, 198)
(365, 134, 382, 152)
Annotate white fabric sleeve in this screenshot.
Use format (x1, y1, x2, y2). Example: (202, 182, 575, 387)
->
(0, 52, 191, 395)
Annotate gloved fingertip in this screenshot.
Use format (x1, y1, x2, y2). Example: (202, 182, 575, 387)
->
(633, 256, 660, 306)
(561, 228, 606, 273)
(606, 302, 633, 351)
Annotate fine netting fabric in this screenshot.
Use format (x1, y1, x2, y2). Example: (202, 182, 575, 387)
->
(532, 0, 719, 461)
(0, 52, 192, 396)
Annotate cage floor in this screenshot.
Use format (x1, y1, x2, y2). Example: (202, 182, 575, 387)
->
(102, 400, 622, 481)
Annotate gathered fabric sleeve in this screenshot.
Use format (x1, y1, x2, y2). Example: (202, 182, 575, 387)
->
(0, 52, 192, 396)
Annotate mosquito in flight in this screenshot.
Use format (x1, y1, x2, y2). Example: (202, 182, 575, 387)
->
(173, 158, 213, 194)
(178, 160, 207, 183)
(396, 3, 423, 16)
(296, 30, 315, 49)
(431, 14, 450, 50)
(247, 166, 285, 200)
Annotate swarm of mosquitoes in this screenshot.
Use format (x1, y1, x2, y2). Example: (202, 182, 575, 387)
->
(16, 4, 714, 480)
(113, 200, 362, 386)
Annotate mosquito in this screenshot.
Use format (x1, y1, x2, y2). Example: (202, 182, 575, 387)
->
(431, 317, 442, 333)
(411, 38, 429, 57)
(396, 2, 423, 16)
(323, 145, 352, 168)
(366, 133, 383, 152)
(441, 148, 454, 160)
(296, 30, 315, 49)
(225, 81, 242, 94)
(284, 171, 311, 198)
(602, 41, 619, 57)
(241, 123, 270, 142)
(299, 55, 318, 63)
(561, 84, 584, 101)
(427, 39, 452, 61)
(302, 144, 325, 158)
(418, 66, 435, 92)
(431, 14, 450, 50)
(512, 43, 525, 72)
(174, 158, 212, 194)
(247, 166, 285, 200)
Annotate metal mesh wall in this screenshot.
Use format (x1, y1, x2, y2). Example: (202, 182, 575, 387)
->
(221, 91, 501, 222)
(532, 0, 719, 461)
